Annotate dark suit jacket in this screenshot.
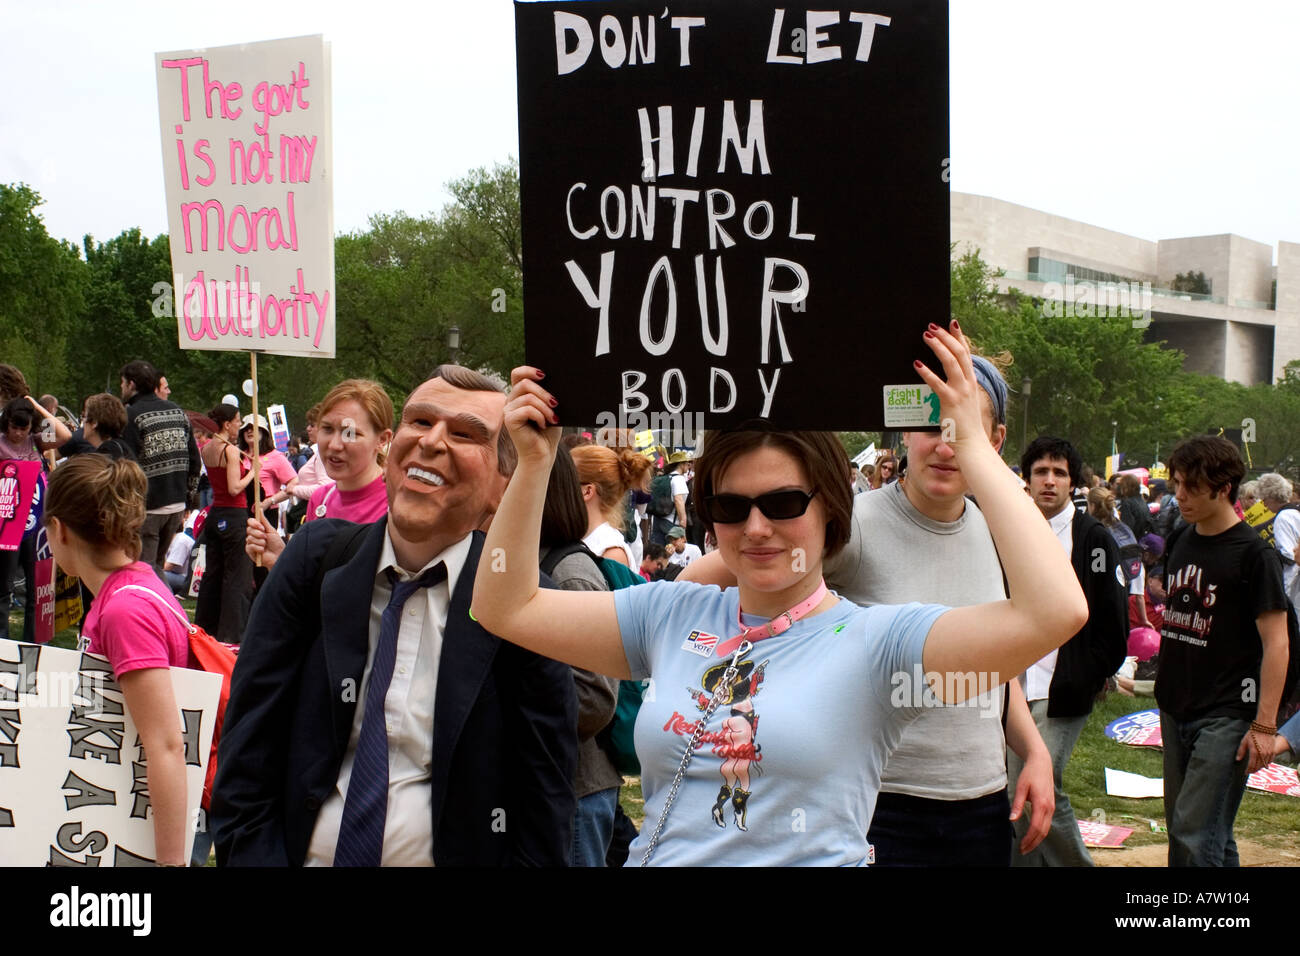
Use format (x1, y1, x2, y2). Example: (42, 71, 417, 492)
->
(1047, 512, 1130, 718)
(211, 519, 578, 865)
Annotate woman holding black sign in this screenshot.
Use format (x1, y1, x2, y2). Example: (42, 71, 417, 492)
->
(472, 321, 1088, 866)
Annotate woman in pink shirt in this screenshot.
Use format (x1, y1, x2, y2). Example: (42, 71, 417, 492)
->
(238, 413, 298, 514)
(246, 379, 393, 569)
(289, 403, 332, 507)
(45, 455, 191, 865)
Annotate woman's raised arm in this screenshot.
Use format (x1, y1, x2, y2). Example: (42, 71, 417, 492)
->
(471, 367, 631, 678)
(918, 322, 1088, 699)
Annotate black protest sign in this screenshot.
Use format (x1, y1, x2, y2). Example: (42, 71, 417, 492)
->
(515, 0, 949, 432)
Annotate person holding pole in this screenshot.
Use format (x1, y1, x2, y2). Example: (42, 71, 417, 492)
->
(197, 404, 256, 644)
(471, 321, 1088, 866)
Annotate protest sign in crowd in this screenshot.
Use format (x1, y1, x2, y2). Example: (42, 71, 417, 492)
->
(1, 4, 1294, 873)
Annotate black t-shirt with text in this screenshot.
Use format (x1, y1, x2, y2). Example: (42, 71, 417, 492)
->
(1155, 521, 1286, 721)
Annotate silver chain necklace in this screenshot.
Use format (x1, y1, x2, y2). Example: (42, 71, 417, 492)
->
(640, 639, 753, 867)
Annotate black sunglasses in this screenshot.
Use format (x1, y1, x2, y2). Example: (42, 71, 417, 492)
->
(703, 489, 817, 524)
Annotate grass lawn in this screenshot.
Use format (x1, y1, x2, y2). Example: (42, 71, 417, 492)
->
(1066, 690, 1298, 851)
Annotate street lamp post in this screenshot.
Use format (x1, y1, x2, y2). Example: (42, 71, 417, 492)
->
(1021, 377, 1032, 451)
(447, 325, 462, 365)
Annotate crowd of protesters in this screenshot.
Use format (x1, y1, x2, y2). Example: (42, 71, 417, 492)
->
(2, 343, 1295, 870)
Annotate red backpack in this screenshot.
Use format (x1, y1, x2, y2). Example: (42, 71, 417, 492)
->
(108, 584, 236, 811)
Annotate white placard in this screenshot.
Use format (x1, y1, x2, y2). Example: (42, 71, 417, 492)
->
(156, 35, 335, 357)
(1103, 766, 1165, 799)
(0, 639, 220, 865)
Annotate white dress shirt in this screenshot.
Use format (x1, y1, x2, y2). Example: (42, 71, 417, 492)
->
(1272, 508, 1300, 605)
(1025, 503, 1075, 701)
(305, 531, 473, 866)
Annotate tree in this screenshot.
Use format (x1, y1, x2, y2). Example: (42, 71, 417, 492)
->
(0, 184, 87, 396)
(325, 159, 525, 409)
(951, 249, 1201, 469)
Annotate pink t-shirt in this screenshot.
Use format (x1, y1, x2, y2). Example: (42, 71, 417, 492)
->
(83, 563, 191, 679)
(256, 449, 298, 498)
(305, 472, 388, 524)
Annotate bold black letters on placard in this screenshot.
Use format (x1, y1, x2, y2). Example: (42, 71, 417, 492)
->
(0, 708, 19, 768)
(516, 0, 949, 429)
(49, 821, 108, 865)
(0, 642, 39, 702)
(181, 708, 204, 766)
(62, 769, 118, 811)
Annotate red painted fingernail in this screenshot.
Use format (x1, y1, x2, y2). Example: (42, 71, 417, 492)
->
(551, 413, 559, 424)
(923, 331, 935, 339)
(914, 360, 924, 368)
(536, 370, 545, 379)
(928, 323, 939, 331)
(548, 398, 558, 407)
(951, 320, 961, 331)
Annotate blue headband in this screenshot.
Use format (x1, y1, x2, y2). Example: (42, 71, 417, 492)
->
(970, 356, 1007, 426)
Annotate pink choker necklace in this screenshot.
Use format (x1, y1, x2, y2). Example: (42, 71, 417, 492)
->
(715, 579, 830, 657)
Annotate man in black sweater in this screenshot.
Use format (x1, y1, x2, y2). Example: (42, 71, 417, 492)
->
(120, 360, 201, 577)
(1009, 436, 1128, 866)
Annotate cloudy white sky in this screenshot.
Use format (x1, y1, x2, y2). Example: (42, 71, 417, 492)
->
(3, 0, 1297, 255)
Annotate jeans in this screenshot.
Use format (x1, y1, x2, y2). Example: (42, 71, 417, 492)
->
(164, 569, 190, 597)
(570, 787, 619, 867)
(194, 508, 251, 645)
(1281, 709, 1300, 756)
(1161, 711, 1251, 867)
(1008, 698, 1094, 867)
(190, 828, 213, 867)
(0, 533, 36, 644)
(141, 510, 184, 580)
(868, 789, 1013, 866)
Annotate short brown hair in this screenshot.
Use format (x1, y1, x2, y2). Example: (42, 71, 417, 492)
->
(427, 364, 516, 477)
(1117, 473, 1141, 498)
(1167, 435, 1245, 503)
(692, 424, 853, 560)
(84, 393, 127, 440)
(46, 455, 147, 560)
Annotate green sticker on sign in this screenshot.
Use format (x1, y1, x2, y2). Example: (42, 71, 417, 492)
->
(882, 385, 940, 428)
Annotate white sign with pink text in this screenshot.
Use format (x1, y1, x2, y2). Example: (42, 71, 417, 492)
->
(156, 35, 335, 357)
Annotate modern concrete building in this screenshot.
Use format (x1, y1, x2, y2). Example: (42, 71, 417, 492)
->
(951, 192, 1300, 385)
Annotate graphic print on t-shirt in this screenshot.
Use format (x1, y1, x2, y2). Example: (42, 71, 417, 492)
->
(1164, 562, 1216, 647)
(663, 648, 769, 833)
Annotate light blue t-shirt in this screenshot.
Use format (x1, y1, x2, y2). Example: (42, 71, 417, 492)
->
(615, 580, 945, 866)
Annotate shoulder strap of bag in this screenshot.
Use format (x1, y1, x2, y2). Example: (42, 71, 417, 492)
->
(109, 583, 196, 633)
(540, 540, 592, 579)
